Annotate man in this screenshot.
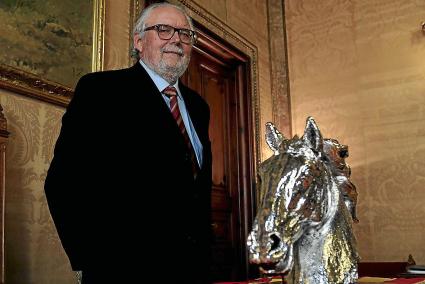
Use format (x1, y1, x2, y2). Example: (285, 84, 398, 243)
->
(44, 3, 212, 283)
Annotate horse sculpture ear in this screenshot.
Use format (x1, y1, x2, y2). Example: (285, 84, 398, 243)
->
(265, 122, 286, 155)
(302, 117, 323, 152)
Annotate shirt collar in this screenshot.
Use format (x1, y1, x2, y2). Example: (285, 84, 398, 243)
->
(139, 60, 181, 97)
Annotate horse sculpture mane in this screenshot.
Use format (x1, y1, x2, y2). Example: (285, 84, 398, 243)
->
(247, 117, 359, 284)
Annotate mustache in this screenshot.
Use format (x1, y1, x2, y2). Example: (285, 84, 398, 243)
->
(161, 45, 184, 56)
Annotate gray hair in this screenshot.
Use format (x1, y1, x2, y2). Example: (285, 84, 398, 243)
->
(131, 2, 194, 59)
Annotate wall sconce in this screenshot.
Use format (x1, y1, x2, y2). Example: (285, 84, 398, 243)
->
(422, 22, 425, 33)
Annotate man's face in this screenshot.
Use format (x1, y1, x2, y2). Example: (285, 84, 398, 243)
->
(134, 6, 193, 83)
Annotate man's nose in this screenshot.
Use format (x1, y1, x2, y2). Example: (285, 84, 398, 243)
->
(168, 30, 181, 43)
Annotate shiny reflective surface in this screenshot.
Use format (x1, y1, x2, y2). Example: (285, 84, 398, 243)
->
(323, 138, 359, 223)
(248, 117, 359, 284)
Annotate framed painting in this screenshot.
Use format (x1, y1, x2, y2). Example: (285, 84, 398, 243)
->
(0, 0, 105, 107)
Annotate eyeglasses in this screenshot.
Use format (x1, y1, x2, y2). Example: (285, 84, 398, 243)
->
(144, 24, 196, 44)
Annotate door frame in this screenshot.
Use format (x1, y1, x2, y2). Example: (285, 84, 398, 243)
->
(173, 2, 261, 278)
(192, 25, 256, 279)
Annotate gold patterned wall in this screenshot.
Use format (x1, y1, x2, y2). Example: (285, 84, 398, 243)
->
(286, 0, 425, 263)
(0, 90, 75, 283)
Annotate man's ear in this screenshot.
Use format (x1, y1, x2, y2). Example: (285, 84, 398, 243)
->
(134, 34, 143, 53)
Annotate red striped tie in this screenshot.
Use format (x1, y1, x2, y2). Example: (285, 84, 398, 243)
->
(162, 86, 199, 178)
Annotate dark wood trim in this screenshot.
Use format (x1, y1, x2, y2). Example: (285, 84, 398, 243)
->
(358, 262, 408, 278)
(236, 63, 256, 278)
(0, 105, 9, 284)
(194, 48, 230, 68)
(194, 23, 255, 280)
(195, 29, 248, 63)
(0, 65, 72, 107)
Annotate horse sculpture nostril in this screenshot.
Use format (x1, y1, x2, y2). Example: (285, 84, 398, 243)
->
(339, 149, 348, 158)
(270, 233, 281, 251)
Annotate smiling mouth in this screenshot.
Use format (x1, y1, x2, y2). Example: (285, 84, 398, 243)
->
(163, 50, 183, 56)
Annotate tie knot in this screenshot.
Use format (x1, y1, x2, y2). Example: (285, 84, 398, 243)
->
(162, 86, 177, 97)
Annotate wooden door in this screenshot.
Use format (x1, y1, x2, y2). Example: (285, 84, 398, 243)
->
(181, 27, 255, 281)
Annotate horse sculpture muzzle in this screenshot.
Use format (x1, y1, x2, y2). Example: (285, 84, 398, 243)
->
(248, 221, 295, 274)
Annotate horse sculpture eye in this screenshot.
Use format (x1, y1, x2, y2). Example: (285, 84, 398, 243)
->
(302, 175, 314, 189)
(339, 149, 348, 158)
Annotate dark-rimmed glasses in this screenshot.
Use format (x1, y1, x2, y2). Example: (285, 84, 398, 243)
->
(144, 24, 196, 44)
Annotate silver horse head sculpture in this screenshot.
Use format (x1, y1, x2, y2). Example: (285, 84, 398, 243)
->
(248, 117, 359, 284)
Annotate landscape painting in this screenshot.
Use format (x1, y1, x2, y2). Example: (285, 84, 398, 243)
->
(0, 0, 94, 89)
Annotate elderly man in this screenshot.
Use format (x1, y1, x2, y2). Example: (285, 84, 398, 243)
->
(45, 3, 212, 283)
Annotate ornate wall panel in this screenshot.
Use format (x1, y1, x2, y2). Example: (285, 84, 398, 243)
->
(0, 105, 8, 284)
(286, 0, 425, 263)
(0, 89, 75, 283)
(267, 0, 292, 138)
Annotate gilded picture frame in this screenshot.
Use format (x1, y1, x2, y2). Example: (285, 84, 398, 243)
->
(0, 0, 105, 107)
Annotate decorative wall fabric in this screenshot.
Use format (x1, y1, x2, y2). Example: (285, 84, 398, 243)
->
(286, 0, 425, 263)
(0, 91, 75, 283)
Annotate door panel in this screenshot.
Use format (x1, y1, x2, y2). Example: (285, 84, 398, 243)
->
(141, 2, 256, 281)
(183, 38, 251, 280)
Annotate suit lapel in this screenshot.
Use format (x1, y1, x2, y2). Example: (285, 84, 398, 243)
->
(130, 63, 179, 125)
(129, 63, 167, 112)
(129, 63, 187, 148)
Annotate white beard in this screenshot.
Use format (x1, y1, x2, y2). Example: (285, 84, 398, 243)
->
(142, 45, 191, 84)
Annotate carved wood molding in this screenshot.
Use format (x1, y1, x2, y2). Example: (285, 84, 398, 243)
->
(0, 105, 10, 138)
(0, 104, 8, 284)
(129, 0, 144, 66)
(92, 0, 106, 72)
(0, 65, 72, 107)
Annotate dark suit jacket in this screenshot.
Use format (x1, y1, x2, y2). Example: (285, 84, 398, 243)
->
(45, 63, 212, 282)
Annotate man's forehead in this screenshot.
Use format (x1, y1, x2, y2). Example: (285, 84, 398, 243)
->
(146, 6, 190, 27)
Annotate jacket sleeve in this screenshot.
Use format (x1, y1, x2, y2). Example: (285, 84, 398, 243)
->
(44, 74, 94, 271)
